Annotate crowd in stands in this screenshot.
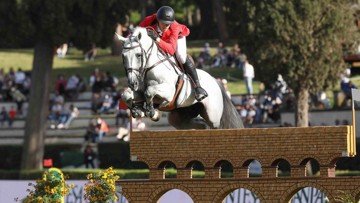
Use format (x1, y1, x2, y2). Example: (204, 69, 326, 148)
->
(0, 43, 358, 136)
(225, 73, 294, 128)
(196, 41, 245, 69)
(0, 67, 30, 126)
(48, 67, 132, 143)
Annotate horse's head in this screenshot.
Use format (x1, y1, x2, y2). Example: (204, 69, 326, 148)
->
(116, 27, 153, 91)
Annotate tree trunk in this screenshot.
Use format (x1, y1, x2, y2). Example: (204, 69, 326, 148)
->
(195, 0, 215, 39)
(212, 0, 228, 42)
(21, 39, 53, 170)
(296, 86, 309, 127)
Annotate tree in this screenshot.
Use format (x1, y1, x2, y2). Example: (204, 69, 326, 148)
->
(19, 0, 128, 170)
(212, 0, 228, 42)
(228, 0, 359, 126)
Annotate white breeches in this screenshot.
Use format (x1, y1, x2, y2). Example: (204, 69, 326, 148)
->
(175, 36, 187, 64)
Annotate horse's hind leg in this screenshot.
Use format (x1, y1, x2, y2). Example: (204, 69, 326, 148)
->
(168, 111, 208, 129)
(168, 104, 209, 129)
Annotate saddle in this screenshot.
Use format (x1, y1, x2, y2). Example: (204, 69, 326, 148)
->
(158, 55, 195, 111)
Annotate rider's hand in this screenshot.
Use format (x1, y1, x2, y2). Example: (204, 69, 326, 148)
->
(147, 29, 159, 41)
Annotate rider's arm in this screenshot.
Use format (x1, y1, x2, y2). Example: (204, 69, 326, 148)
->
(157, 30, 179, 55)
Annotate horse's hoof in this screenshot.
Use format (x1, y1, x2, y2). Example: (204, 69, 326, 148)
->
(150, 110, 160, 122)
(145, 109, 155, 118)
(131, 110, 144, 118)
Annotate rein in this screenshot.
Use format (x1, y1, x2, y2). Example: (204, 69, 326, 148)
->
(123, 32, 179, 83)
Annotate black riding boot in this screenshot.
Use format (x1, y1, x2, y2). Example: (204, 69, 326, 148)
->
(183, 56, 208, 101)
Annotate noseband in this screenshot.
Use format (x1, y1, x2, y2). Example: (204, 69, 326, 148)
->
(122, 34, 174, 83)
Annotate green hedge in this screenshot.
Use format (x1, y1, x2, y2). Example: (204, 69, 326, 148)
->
(0, 142, 147, 171)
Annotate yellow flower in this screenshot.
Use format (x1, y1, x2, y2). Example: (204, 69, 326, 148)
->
(84, 167, 120, 203)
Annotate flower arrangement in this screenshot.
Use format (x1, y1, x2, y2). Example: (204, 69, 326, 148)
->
(21, 168, 72, 203)
(335, 190, 355, 203)
(84, 167, 120, 203)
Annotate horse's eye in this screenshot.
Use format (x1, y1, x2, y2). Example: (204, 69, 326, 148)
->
(136, 53, 142, 58)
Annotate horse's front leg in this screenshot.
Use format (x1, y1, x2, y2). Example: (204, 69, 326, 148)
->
(121, 88, 146, 118)
(144, 83, 175, 121)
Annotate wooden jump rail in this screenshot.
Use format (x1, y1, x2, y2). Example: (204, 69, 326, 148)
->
(117, 126, 360, 202)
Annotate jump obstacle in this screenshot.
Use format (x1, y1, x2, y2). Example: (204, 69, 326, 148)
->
(114, 124, 360, 202)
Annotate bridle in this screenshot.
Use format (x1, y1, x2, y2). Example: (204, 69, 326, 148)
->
(122, 31, 176, 84)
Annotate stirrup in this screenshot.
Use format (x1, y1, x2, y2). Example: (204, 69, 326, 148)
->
(195, 87, 208, 101)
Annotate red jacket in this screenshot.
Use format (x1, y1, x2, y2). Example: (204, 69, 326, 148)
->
(139, 14, 190, 55)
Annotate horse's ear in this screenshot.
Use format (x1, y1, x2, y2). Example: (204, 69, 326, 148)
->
(115, 32, 127, 42)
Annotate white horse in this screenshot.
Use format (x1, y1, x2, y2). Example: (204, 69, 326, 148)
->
(116, 27, 243, 129)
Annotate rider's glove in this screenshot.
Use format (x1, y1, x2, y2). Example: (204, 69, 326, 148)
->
(147, 29, 159, 41)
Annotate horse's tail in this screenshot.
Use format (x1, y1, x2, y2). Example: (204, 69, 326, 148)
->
(218, 82, 244, 129)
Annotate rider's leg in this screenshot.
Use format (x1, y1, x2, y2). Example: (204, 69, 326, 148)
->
(183, 57, 208, 101)
(176, 37, 208, 101)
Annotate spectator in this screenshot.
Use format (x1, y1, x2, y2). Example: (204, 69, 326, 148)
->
(3, 70, 15, 101)
(84, 116, 109, 142)
(8, 106, 17, 127)
(247, 94, 256, 107)
(22, 72, 31, 97)
(98, 94, 113, 114)
(241, 55, 255, 95)
(261, 93, 273, 123)
(104, 71, 118, 92)
(0, 68, 4, 101)
(90, 69, 104, 113)
(14, 68, 26, 92)
(196, 42, 211, 69)
(212, 42, 228, 68)
(83, 144, 96, 168)
(115, 96, 129, 127)
(315, 90, 331, 109)
(227, 43, 241, 68)
(96, 116, 109, 141)
(271, 74, 288, 101)
(65, 74, 80, 100)
(57, 43, 68, 58)
(55, 74, 67, 96)
(341, 80, 357, 107)
(238, 105, 247, 125)
(0, 68, 4, 86)
(246, 105, 257, 127)
(10, 87, 26, 116)
(84, 43, 97, 61)
(117, 117, 146, 142)
(7, 67, 16, 83)
(56, 106, 71, 129)
(76, 76, 87, 95)
(0, 107, 9, 127)
(57, 104, 79, 129)
(85, 118, 98, 143)
(48, 93, 65, 128)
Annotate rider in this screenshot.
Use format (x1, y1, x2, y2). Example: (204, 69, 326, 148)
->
(138, 6, 208, 101)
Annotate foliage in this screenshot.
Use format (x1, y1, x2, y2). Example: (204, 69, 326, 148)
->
(84, 167, 120, 203)
(227, 0, 359, 91)
(17, 0, 129, 50)
(20, 168, 73, 203)
(335, 190, 356, 203)
(225, 0, 359, 126)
